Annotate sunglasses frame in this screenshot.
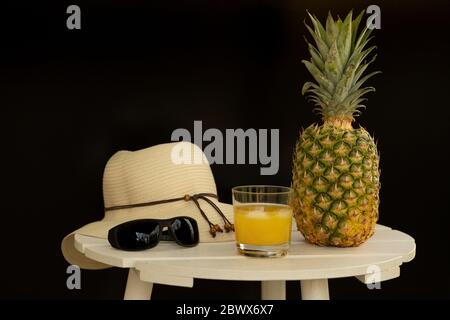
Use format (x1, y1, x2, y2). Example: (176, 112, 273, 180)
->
(108, 216, 199, 251)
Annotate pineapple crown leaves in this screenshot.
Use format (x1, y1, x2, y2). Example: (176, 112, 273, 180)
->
(301, 10, 381, 122)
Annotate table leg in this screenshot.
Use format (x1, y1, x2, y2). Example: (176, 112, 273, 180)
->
(124, 268, 153, 300)
(300, 279, 329, 300)
(261, 280, 286, 300)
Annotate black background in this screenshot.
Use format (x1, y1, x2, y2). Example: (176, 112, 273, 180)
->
(3, 0, 450, 299)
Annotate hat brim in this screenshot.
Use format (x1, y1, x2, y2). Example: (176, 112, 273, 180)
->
(61, 201, 235, 270)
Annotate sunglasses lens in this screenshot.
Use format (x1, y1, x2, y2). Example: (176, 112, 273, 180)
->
(110, 221, 160, 250)
(171, 217, 199, 246)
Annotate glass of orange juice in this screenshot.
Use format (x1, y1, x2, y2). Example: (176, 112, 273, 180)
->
(232, 185, 293, 257)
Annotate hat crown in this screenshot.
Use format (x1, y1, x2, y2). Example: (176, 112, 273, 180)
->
(102, 142, 216, 208)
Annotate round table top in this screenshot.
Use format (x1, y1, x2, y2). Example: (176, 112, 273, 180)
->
(75, 224, 415, 287)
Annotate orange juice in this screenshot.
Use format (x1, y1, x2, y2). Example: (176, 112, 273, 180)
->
(234, 204, 292, 246)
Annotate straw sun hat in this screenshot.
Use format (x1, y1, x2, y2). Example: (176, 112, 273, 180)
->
(61, 141, 235, 270)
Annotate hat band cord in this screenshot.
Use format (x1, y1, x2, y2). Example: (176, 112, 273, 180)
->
(104, 193, 234, 237)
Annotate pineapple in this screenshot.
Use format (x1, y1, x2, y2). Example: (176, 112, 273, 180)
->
(292, 10, 380, 247)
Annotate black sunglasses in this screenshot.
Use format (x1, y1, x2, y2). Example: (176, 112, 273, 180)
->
(108, 216, 199, 251)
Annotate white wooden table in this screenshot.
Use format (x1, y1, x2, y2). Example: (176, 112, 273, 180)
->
(74, 224, 415, 300)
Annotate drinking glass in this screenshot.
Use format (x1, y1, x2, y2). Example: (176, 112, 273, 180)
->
(232, 185, 293, 257)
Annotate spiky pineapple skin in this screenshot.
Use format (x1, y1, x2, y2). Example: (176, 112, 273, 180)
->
(292, 124, 380, 247)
